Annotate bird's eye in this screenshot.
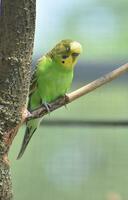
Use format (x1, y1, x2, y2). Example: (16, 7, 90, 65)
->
(62, 55, 68, 59)
(62, 61, 65, 64)
(72, 52, 80, 57)
(66, 47, 70, 52)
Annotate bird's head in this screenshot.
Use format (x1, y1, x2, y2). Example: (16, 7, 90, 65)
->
(49, 39, 82, 70)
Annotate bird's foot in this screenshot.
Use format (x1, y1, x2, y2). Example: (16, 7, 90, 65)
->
(42, 102, 51, 114)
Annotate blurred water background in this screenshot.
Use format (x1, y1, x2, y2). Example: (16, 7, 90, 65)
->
(10, 0, 128, 199)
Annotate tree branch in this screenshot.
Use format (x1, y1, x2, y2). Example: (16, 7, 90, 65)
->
(27, 62, 128, 120)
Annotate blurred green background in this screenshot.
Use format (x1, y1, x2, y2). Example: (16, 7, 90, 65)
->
(10, 0, 128, 199)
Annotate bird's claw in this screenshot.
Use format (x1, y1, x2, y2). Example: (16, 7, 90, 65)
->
(43, 102, 51, 114)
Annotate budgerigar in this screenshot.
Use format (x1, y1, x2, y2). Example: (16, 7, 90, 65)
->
(17, 39, 82, 159)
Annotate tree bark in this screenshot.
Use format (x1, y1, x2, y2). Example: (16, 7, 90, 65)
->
(0, 0, 36, 199)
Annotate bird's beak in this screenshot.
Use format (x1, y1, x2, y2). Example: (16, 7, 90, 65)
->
(70, 41, 82, 57)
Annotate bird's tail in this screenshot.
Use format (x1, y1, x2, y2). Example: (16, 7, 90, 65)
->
(17, 119, 39, 159)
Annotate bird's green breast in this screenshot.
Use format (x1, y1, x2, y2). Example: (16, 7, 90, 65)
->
(37, 57, 73, 103)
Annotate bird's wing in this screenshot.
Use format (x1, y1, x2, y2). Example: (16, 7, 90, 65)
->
(29, 56, 48, 96)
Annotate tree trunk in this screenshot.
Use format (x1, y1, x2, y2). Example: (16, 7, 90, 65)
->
(0, 0, 36, 199)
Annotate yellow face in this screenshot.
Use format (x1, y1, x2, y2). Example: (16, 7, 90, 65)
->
(52, 40, 82, 70)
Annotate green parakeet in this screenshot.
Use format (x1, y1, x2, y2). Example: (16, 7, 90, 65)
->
(17, 39, 82, 159)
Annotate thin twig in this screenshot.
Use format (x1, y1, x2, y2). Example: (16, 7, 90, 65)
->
(27, 63, 128, 120)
